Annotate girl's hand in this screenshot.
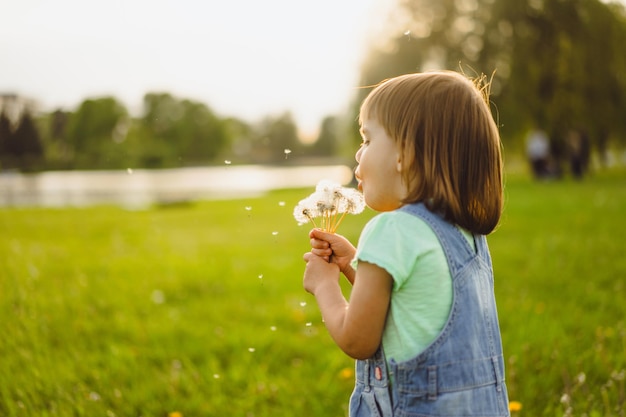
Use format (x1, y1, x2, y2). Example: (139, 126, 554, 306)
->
(309, 229, 357, 284)
(302, 252, 340, 295)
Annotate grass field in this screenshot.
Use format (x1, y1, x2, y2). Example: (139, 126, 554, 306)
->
(1, 167, 625, 416)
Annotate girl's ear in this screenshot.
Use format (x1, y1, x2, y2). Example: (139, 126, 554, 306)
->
(396, 151, 403, 173)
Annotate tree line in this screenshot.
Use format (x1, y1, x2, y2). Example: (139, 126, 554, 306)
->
(0, 92, 341, 172)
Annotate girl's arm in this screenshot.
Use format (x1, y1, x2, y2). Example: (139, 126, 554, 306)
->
(303, 253, 392, 360)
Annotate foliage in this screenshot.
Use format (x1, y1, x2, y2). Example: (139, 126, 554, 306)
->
(310, 116, 339, 157)
(1, 168, 625, 416)
(137, 93, 229, 167)
(0, 111, 44, 171)
(352, 0, 626, 152)
(247, 112, 303, 163)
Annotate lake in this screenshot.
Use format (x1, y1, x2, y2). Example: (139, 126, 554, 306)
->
(0, 164, 354, 209)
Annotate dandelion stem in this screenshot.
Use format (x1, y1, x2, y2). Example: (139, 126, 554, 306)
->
(306, 213, 318, 229)
(332, 212, 348, 233)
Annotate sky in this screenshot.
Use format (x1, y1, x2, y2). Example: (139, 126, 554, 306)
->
(0, 0, 390, 138)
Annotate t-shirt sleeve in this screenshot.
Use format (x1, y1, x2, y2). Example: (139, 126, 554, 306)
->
(352, 211, 441, 289)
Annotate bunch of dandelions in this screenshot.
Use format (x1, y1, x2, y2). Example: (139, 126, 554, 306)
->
(293, 180, 365, 233)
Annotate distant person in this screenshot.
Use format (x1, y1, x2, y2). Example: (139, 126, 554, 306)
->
(302, 71, 509, 416)
(567, 129, 591, 180)
(526, 127, 550, 179)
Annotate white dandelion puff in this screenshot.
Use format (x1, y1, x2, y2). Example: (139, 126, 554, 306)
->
(293, 180, 365, 233)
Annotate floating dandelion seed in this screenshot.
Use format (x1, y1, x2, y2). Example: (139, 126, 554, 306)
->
(213, 374, 220, 379)
(404, 30, 411, 36)
(245, 206, 252, 211)
(224, 160, 232, 165)
(270, 326, 277, 331)
(248, 347, 256, 353)
(126, 168, 133, 174)
(293, 179, 365, 233)
(278, 201, 285, 207)
(305, 322, 312, 327)
(272, 231, 279, 236)
(299, 301, 307, 307)
(284, 148, 292, 159)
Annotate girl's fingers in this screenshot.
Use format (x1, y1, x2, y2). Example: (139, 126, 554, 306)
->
(310, 238, 330, 250)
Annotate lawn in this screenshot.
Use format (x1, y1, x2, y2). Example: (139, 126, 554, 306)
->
(0, 167, 625, 416)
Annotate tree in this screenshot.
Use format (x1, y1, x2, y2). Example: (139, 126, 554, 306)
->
(11, 112, 44, 171)
(66, 97, 129, 169)
(310, 116, 339, 157)
(353, 0, 626, 151)
(140, 93, 229, 167)
(0, 112, 11, 169)
(249, 112, 302, 163)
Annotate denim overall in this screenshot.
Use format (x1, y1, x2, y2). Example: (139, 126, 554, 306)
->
(349, 203, 510, 417)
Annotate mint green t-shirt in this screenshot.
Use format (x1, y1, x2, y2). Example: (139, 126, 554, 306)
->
(352, 210, 473, 363)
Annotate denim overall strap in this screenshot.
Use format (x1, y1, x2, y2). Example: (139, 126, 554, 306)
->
(399, 203, 478, 274)
(350, 346, 394, 417)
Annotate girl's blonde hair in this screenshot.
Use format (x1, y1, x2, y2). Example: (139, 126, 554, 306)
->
(359, 71, 503, 235)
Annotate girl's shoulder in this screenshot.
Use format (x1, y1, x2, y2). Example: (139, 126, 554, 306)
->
(362, 209, 440, 246)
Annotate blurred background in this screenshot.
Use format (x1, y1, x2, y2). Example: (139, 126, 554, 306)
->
(1, 0, 625, 200)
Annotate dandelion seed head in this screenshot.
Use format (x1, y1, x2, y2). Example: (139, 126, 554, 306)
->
(293, 198, 318, 225)
(316, 179, 342, 193)
(294, 180, 364, 232)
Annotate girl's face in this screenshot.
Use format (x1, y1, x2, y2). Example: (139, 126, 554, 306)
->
(355, 117, 406, 212)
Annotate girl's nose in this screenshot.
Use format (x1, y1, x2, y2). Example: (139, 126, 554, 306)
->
(355, 147, 362, 163)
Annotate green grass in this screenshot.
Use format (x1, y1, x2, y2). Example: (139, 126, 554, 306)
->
(1, 167, 625, 416)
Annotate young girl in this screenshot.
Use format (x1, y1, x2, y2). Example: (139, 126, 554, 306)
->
(302, 71, 509, 416)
